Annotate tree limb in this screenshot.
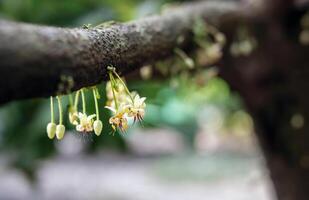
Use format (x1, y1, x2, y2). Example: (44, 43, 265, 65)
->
(0, 0, 244, 104)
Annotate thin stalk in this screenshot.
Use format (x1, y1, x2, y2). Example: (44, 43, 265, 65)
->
(94, 87, 100, 99)
(74, 90, 80, 109)
(56, 96, 63, 125)
(174, 48, 186, 60)
(112, 70, 134, 103)
(50, 96, 54, 123)
(109, 72, 117, 88)
(81, 89, 86, 113)
(109, 72, 119, 111)
(93, 88, 100, 120)
(68, 94, 74, 107)
(174, 48, 194, 69)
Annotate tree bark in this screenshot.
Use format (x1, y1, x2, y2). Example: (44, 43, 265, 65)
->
(0, 0, 241, 104)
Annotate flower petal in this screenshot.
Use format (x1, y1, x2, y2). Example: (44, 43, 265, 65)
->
(87, 114, 96, 121)
(76, 125, 83, 132)
(105, 106, 116, 113)
(138, 97, 146, 105)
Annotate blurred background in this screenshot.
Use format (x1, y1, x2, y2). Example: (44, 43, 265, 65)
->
(0, 0, 276, 199)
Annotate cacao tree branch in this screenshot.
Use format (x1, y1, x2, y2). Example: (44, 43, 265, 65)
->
(0, 0, 246, 104)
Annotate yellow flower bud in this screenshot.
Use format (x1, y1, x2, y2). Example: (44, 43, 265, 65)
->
(184, 58, 194, 69)
(93, 120, 103, 136)
(46, 122, 56, 139)
(68, 106, 78, 125)
(56, 124, 65, 140)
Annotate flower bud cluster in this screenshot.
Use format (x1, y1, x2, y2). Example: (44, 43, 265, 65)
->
(105, 67, 146, 133)
(46, 68, 146, 139)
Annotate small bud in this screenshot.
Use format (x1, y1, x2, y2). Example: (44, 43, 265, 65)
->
(215, 33, 226, 45)
(46, 122, 56, 139)
(184, 58, 194, 69)
(68, 106, 78, 125)
(93, 120, 103, 136)
(56, 124, 65, 140)
(239, 40, 252, 55)
(140, 65, 153, 80)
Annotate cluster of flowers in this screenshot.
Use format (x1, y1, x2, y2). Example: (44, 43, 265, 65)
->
(105, 66, 146, 132)
(193, 20, 226, 66)
(46, 66, 146, 140)
(68, 87, 103, 136)
(170, 19, 226, 73)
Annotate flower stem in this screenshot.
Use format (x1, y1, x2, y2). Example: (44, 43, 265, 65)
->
(56, 96, 63, 125)
(74, 90, 80, 109)
(68, 94, 74, 107)
(50, 96, 54, 123)
(109, 72, 117, 88)
(112, 70, 134, 103)
(81, 89, 86, 113)
(93, 88, 100, 120)
(109, 72, 119, 111)
(174, 48, 194, 69)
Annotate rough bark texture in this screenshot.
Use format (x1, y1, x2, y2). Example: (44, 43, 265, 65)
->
(0, 0, 240, 104)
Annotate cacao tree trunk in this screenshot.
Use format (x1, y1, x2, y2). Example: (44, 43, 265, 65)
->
(220, 1, 309, 199)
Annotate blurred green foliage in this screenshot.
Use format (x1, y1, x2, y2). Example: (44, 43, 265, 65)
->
(0, 0, 135, 25)
(0, 0, 185, 25)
